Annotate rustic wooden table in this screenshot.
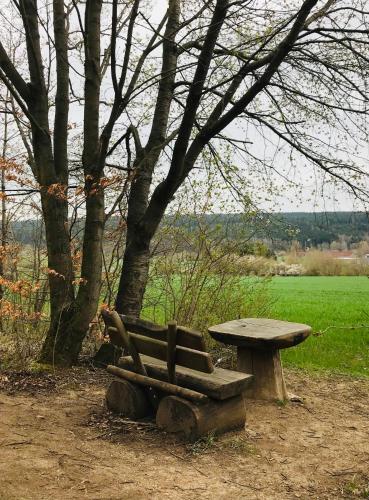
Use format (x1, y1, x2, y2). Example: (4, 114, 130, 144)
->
(208, 318, 312, 400)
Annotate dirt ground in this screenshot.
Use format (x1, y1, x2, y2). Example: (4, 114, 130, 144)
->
(0, 367, 368, 500)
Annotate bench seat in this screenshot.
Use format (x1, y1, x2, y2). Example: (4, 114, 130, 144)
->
(118, 354, 253, 400)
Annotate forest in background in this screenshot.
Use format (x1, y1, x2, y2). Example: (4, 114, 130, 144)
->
(11, 211, 369, 250)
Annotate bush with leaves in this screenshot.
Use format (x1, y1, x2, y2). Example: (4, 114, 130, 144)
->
(143, 223, 271, 340)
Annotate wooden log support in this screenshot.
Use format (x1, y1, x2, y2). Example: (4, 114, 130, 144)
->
(106, 365, 208, 403)
(167, 321, 177, 384)
(156, 394, 246, 441)
(106, 379, 151, 418)
(237, 347, 288, 400)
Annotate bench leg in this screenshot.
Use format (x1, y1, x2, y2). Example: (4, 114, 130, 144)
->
(106, 379, 152, 418)
(156, 395, 246, 441)
(237, 347, 288, 401)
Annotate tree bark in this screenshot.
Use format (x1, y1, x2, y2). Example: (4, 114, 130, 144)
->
(58, 184, 105, 364)
(38, 188, 75, 364)
(0, 91, 9, 318)
(115, 226, 151, 316)
(40, 0, 105, 365)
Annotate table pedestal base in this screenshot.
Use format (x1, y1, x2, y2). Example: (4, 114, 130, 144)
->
(237, 347, 288, 401)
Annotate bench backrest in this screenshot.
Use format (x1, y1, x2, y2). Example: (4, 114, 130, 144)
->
(101, 310, 214, 374)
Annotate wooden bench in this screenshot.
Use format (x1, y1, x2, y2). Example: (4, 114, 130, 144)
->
(101, 310, 253, 441)
(209, 318, 312, 400)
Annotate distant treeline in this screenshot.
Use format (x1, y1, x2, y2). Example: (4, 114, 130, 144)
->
(258, 211, 369, 248)
(168, 212, 369, 249)
(10, 211, 369, 249)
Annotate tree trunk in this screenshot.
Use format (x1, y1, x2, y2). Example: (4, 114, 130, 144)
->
(0, 91, 9, 307)
(114, 1, 180, 317)
(39, 0, 105, 366)
(59, 185, 105, 364)
(39, 184, 105, 366)
(115, 175, 177, 317)
(115, 227, 151, 316)
(38, 188, 75, 365)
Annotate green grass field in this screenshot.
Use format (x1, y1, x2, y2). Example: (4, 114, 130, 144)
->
(268, 276, 369, 376)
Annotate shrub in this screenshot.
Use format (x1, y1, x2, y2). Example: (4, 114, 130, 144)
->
(143, 228, 271, 336)
(301, 251, 369, 276)
(0, 244, 49, 369)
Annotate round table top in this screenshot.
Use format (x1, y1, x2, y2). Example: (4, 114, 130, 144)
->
(208, 318, 312, 350)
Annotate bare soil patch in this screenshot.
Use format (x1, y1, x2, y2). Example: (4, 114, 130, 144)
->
(0, 367, 368, 499)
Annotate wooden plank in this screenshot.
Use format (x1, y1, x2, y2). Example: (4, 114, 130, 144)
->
(176, 326, 206, 352)
(107, 365, 209, 403)
(120, 315, 206, 351)
(119, 355, 253, 400)
(167, 321, 177, 384)
(107, 323, 213, 373)
(120, 315, 166, 335)
(107, 327, 125, 348)
(129, 332, 214, 373)
(108, 325, 208, 360)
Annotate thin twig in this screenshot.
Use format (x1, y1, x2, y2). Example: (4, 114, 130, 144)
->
(315, 324, 369, 336)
